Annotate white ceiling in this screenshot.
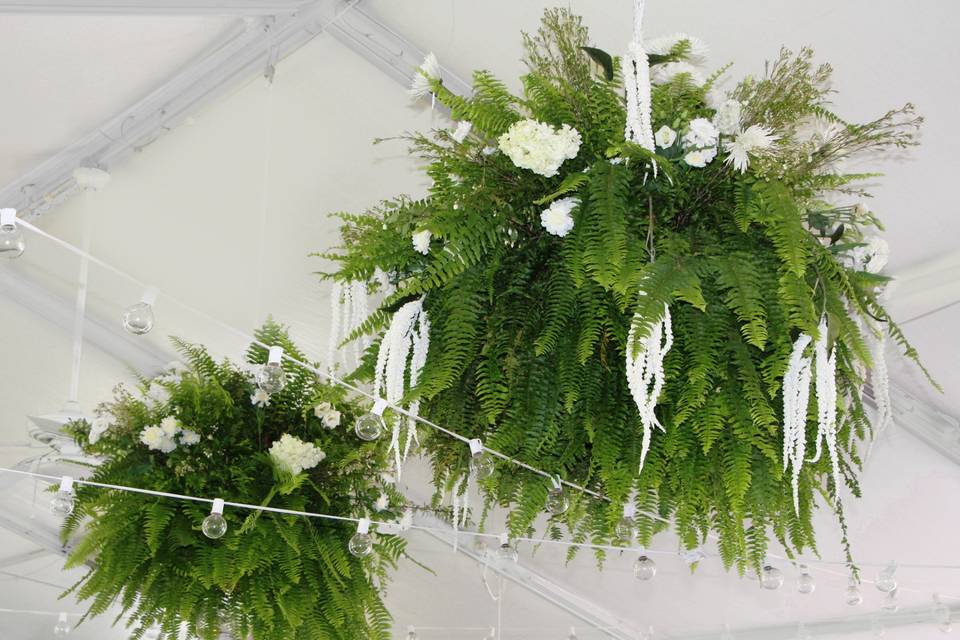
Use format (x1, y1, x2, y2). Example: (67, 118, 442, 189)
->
(0, 1, 958, 639)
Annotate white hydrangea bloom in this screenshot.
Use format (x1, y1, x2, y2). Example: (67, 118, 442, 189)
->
(250, 388, 271, 408)
(540, 197, 579, 237)
(723, 124, 778, 173)
(409, 52, 441, 100)
(645, 33, 709, 65)
(682, 118, 719, 149)
(88, 415, 112, 444)
(412, 229, 432, 255)
(650, 62, 705, 87)
(179, 429, 200, 446)
(498, 119, 582, 178)
(451, 120, 472, 143)
(712, 99, 742, 136)
(269, 434, 326, 476)
(654, 125, 677, 149)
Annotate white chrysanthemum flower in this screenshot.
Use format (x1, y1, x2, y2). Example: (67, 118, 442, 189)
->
(374, 493, 390, 512)
(851, 236, 889, 273)
(645, 33, 709, 65)
(654, 125, 677, 149)
(682, 118, 719, 149)
(88, 416, 112, 444)
(650, 61, 705, 87)
(713, 99, 742, 136)
(179, 429, 200, 446)
(412, 229, 432, 255)
(159, 416, 181, 438)
(540, 197, 579, 237)
(723, 124, 779, 173)
(140, 425, 166, 451)
(409, 52, 441, 100)
(498, 119, 582, 178)
(269, 434, 326, 476)
(250, 388, 271, 407)
(451, 120, 472, 143)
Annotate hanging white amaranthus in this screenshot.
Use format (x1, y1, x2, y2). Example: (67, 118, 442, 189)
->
(782, 333, 813, 514)
(810, 317, 842, 499)
(326, 280, 372, 375)
(626, 301, 673, 474)
(869, 328, 891, 440)
(374, 297, 430, 478)
(623, 0, 656, 152)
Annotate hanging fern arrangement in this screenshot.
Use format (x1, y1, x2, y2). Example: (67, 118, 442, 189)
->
(61, 322, 406, 640)
(323, 9, 928, 572)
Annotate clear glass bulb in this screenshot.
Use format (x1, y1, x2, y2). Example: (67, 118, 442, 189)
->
(497, 542, 519, 564)
(760, 564, 784, 590)
(633, 555, 657, 581)
(546, 487, 568, 515)
(846, 582, 863, 606)
(202, 513, 228, 539)
(874, 563, 898, 593)
(614, 516, 636, 543)
(53, 620, 71, 637)
(348, 531, 374, 557)
(256, 362, 286, 394)
(355, 413, 385, 441)
(881, 590, 899, 613)
(0, 223, 25, 258)
(122, 302, 155, 335)
(469, 451, 495, 479)
(50, 490, 75, 517)
(797, 569, 816, 594)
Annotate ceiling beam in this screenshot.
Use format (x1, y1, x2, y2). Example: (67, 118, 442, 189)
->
(0, 0, 313, 15)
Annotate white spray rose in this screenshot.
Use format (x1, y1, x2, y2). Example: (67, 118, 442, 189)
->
(540, 197, 579, 237)
(654, 125, 677, 149)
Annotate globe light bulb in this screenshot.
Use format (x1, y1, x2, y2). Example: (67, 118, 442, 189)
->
(122, 287, 158, 335)
(496, 532, 518, 564)
(356, 399, 387, 441)
(0, 208, 25, 258)
(760, 562, 784, 590)
(50, 476, 75, 517)
(797, 564, 816, 594)
(546, 480, 568, 515)
(349, 518, 374, 558)
(468, 438, 495, 479)
(874, 561, 898, 593)
(846, 577, 863, 606)
(255, 346, 286, 394)
(881, 589, 899, 613)
(614, 503, 636, 543)
(202, 498, 228, 540)
(53, 612, 71, 637)
(633, 554, 657, 581)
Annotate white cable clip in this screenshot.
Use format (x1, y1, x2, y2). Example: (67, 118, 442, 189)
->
(499, 531, 509, 546)
(140, 286, 159, 306)
(468, 438, 484, 455)
(267, 346, 284, 365)
(0, 208, 17, 228)
(59, 476, 74, 494)
(211, 498, 225, 515)
(372, 398, 388, 417)
(357, 517, 371, 535)
(623, 503, 637, 519)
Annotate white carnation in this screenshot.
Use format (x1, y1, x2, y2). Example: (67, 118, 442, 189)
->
(498, 119, 582, 178)
(645, 33, 709, 65)
(451, 120, 472, 143)
(250, 388, 271, 407)
(713, 99, 742, 136)
(179, 429, 200, 446)
(409, 52, 441, 100)
(651, 62, 705, 87)
(269, 434, 326, 476)
(654, 125, 677, 149)
(540, 197, 579, 237)
(412, 229, 432, 255)
(723, 125, 778, 173)
(682, 118, 719, 149)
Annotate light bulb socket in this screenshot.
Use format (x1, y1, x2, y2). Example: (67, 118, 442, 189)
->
(372, 398, 388, 416)
(357, 517, 371, 535)
(0, 208, 17, 227)
(623, 503, 637, 519)
(59, 476, 74, 494)
(211, 498, 225, 515)
(499, 532, 510, 546)
(140, 286, 159, 306)
(468, 438, 484, 455)
(267, 346, 283, 365)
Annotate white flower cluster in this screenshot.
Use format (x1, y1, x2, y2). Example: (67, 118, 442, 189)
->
(269, 434, 326, 476)
(313, 401, 341, 429)
(139, 416, 199, 454)
(540, 197, 579, 237)
(408, 52, 442, 101)
(412, 229, 432, 255)
(654, 125, 677, 149)
(712, 99, 742, 136)
(498, 119, 582, 178)
(850, 236, 889, 274)
(681, 117, 719, 168)
(723, 124, 778, 173)
(450, 120, 472, 143)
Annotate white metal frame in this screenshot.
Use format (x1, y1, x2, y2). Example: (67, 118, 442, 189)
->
(0, 0, 312, 15)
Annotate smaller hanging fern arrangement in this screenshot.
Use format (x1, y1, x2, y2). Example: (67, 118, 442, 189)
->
(62, 322, 406, 640)
(323, 8, 930, 573)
